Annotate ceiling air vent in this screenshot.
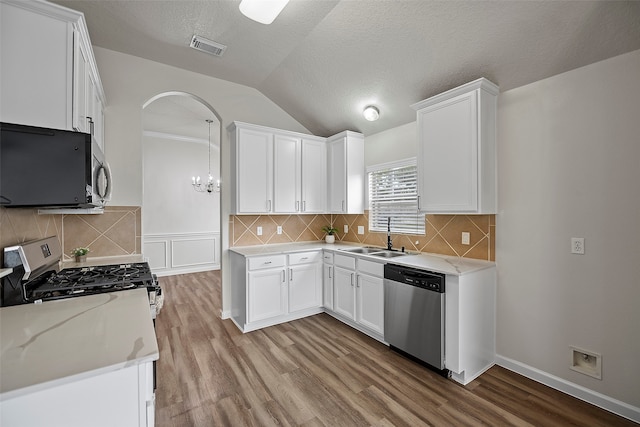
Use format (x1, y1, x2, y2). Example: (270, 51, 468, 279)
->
(190, 35, 227, 57)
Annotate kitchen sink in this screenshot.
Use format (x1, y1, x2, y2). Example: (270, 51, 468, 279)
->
(340, 247, 382, 254)
(340, 247, 408, 258)
(369, 251, 408, 258)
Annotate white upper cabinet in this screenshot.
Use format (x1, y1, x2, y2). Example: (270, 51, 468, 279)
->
(327, 131, 364, 214)
(1, 0, 105, 137)
(229, 122, 327, 215)
(273, 133, 300, 213)
(230, 124, 274, 214)
(300, 137, 326, 213)
(412, 78, 498, 214)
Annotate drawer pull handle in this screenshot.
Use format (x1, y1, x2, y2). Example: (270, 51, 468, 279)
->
(300, 257, 308, 260)
(264, 261, 272, 265)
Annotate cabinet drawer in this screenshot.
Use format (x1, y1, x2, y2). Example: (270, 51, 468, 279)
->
(334, 254, 356, 270)
(288, 251, 322, 266)
(248, 255, 286, 270)
(322, 251, 334, 263)
(358, 259, 384, 277)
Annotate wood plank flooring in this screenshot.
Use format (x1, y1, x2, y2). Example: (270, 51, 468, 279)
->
(155, 271, 636, 426)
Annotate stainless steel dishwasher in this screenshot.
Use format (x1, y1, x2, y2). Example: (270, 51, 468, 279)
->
(384, 263, 448, 375)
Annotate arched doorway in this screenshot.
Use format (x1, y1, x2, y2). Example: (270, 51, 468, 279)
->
(141, 92, 222, 275)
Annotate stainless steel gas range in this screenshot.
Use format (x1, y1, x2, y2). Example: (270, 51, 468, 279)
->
(1, 236, 162, 318)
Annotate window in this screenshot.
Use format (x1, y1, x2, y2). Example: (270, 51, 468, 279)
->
(368, 158, 425, 235)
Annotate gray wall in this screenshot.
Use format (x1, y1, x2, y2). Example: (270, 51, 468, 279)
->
(364, 49, 640, 412)
(496, 49, 640, 408)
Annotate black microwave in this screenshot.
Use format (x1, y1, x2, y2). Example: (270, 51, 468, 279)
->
(0, 122, 111, 208)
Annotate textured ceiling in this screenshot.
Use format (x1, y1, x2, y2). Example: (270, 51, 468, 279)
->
(52, 0, 640, 137)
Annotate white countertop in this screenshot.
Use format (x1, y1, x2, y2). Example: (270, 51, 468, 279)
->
(230, 242, 494, 276)
(0, 288, 158, 400)
(61, 254, 145, 269)
(230, 241, 356, 256)
(384, 253, 495, 275)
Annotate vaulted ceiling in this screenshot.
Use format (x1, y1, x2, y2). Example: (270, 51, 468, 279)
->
(52, 0, 640, 137)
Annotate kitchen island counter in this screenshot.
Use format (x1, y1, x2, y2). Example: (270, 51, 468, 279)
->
(0, 288, 158, 400)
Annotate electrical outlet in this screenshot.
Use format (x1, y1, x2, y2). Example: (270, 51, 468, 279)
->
(358, 226, 365, 235)
(462, 232, 470, 245)
(256, 226, 263, 236)
(344, 225, 348, 233)
(571, 237, 584, 254)
(277, 226, 282, 235)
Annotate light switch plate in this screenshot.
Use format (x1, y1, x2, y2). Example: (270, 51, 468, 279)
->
(344, 225, 348, 233)
(256, 226, 263, 236)
(358, 226, 364, 235)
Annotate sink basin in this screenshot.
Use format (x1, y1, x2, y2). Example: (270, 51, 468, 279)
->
(369, 251, 408, 258)
(340, 247, 381, 254)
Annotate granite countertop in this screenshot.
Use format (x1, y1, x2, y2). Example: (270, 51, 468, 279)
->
(0, 268, 12, 279)
(230, 242, 494, 276)
(0, 288, 158, 400)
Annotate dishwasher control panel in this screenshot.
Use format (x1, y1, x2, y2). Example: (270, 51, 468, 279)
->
(384, 264, 445, 293)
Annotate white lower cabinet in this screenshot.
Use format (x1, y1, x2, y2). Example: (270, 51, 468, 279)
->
(322, 251, 334, 310)
(356, 272, 384, 335)
(248, 268, 287, 323)
(288, 260, 322, 313)
(330, 254, 384, 340)
(0, 363, 154, 427)
(333, 265, 355, 319)
(231, 250, 322, 332)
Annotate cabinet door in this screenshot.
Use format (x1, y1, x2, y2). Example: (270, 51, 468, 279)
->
(323, 263, 333, 311)
(333, 266, 355, 319)
(417, 91, 478, 212)
(248, 268, 286, 322)
(273, 134, 301, 213)
(289, 263, 322, 313)
(0, 2, 73, 129)
(72, 29, 89, 133)
(301, 138, 326, 213)
(356, 273, 384, 335)
(236, 128, 273, 213)
(327, 137, 347, 213)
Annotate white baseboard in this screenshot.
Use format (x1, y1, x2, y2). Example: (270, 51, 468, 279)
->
(495, 355, 640, 423)
(220, 309, 231, 320)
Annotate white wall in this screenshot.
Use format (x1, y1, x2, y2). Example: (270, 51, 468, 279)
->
(142, 134, 220, 234)
(497, 49, 640, 410)
(364, 121, 417, 166)
(94, 47, 309, 315)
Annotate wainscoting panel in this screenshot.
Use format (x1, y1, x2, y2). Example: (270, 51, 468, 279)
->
(144, 241, 168, 270)
(143, 232, 219, 276)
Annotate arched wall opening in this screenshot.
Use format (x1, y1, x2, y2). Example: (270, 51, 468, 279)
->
(141, 92, 222, 275)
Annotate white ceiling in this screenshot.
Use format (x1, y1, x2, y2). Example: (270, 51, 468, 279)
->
(52, 0, 640, 137)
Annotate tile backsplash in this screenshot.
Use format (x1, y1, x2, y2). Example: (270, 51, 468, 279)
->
(0, 206, 141, 264)
(231, 212, 495, 261)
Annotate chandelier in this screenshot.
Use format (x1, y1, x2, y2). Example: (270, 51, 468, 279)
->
(192, 119, 220, 193)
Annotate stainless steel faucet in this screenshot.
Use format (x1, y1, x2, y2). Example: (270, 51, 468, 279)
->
(387, 217, 393, 250)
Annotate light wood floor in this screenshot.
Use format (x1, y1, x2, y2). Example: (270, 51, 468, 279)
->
(155, 271, 635, 426)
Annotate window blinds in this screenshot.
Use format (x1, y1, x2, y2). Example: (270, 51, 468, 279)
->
(368, 160, 425, 235)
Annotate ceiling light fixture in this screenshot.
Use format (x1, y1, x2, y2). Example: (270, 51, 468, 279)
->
(239, 0, 290, 25)
(363, 105, 380, 121)
(192, 119, 220, 194)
